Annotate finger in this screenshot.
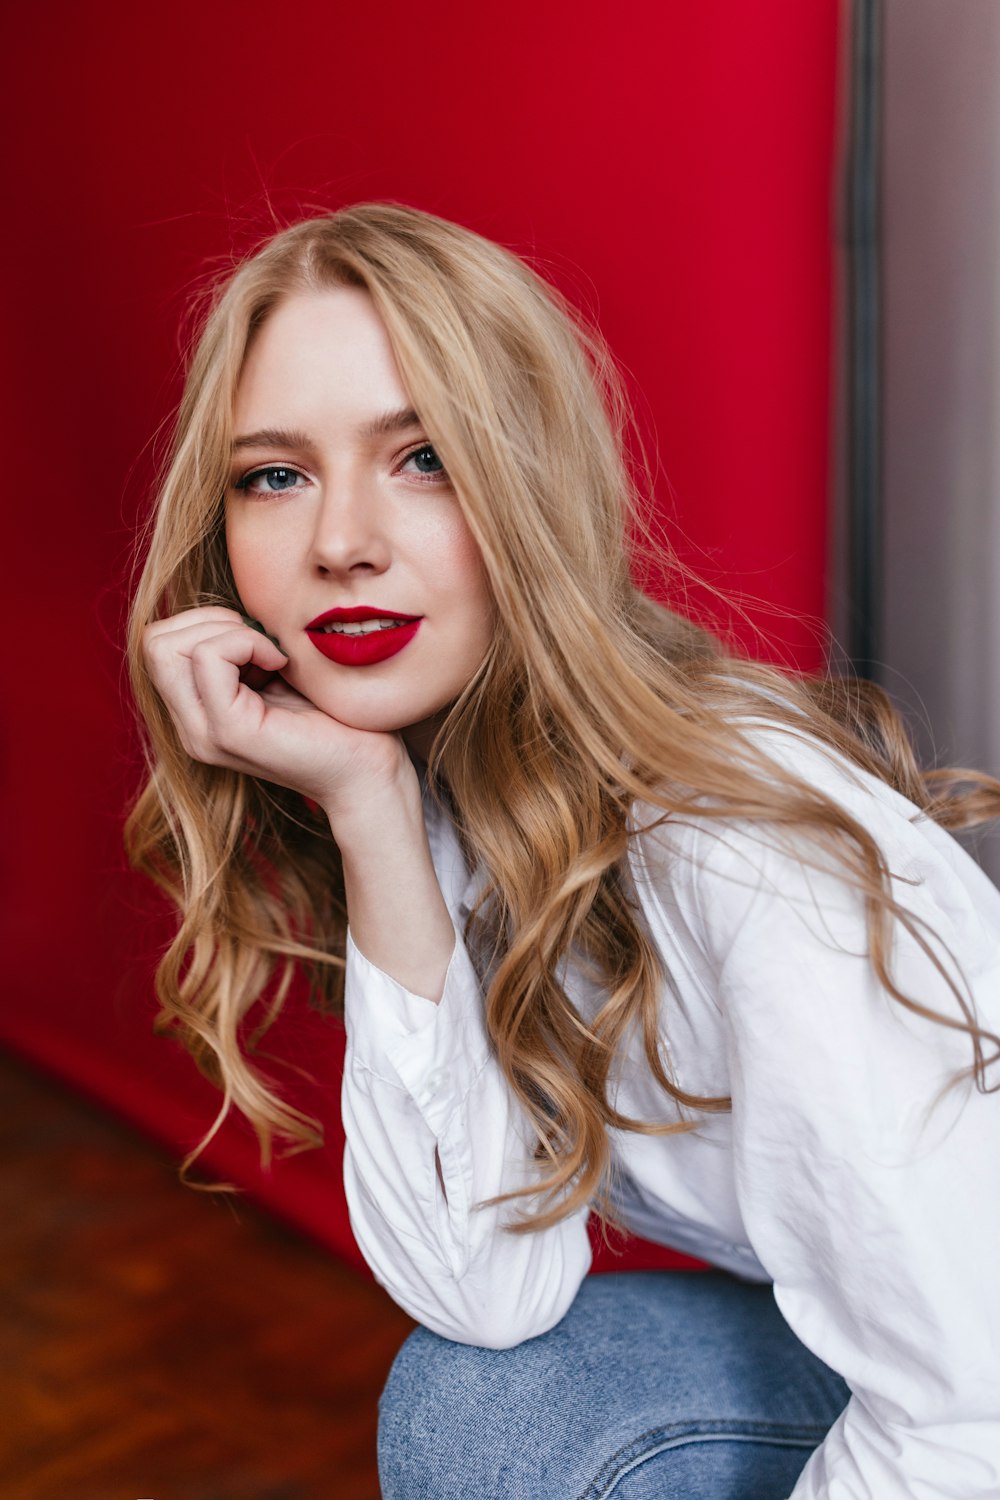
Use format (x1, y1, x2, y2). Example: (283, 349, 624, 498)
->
(143, 620, 237, 733)
(143, 615, 252, 706)
(255, 677, 314, 708)
(146, 619, 285, 763)
(252, 679, 329, 718)
(144, 606, 245, 642)
(143, 640, 213, 756)
(190, 627, 288, 744)
(145, 619, 287, 698)
(144, 619, 243, 675)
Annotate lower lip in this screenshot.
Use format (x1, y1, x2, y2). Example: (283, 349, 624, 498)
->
(306, 619, 422, 667)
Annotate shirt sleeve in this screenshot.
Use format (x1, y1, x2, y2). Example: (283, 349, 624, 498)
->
(681, 737, 1000, 1497)
(340, 924, 592, 1347)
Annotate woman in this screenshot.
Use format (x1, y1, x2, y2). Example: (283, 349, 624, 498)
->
(127, 203, 1000, 1497)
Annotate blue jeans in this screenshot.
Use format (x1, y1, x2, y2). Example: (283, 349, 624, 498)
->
(378, 1271, 850, 1499)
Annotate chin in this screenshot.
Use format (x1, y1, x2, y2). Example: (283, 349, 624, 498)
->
(318, 698, 415, 736)
(289, 657, 466, 749)
(303, 680, 439, 738)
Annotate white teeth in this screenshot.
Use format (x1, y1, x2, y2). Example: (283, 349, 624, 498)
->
(322, 617, 407, 636)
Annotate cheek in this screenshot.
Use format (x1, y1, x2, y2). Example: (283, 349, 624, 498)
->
(463, 561, 495, 654)
(440, 515, 493, 621)
(224, 510, 252, 595)
(224, 510, 288, 613)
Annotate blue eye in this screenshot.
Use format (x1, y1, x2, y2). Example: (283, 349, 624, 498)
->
(401, 444, 446, 478)
(234, 465, 305, 494)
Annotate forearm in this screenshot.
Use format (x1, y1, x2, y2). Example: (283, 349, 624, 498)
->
(325, 770, 456, 1003)
(334, 771, 593, 1345)
(342, 932, 593, 1345)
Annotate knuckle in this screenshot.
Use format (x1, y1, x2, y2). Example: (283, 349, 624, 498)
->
(210, 727, 237, 759)
(143, 630, 164, 663)
(182, 732, 213, 765)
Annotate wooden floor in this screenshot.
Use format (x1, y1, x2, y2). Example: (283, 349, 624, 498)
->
(0, 1052, 414, 1500)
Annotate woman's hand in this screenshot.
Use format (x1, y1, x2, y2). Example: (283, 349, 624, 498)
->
(142, 607, 413, 814)
(145, 606, 456, 1001)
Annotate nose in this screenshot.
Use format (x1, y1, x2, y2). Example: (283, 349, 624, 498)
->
(307, 470, 391, 578)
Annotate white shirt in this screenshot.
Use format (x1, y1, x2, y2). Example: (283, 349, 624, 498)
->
(341, 720, 1000, 1497)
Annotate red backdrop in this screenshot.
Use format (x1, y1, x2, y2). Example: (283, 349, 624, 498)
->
(2, 1, 840, 1274)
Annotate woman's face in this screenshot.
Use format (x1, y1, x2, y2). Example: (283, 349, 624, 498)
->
(225, 288, 494, 758)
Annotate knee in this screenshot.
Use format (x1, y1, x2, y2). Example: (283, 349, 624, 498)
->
(376, 1295, 633, 1499)
(377, 1324, 546, 1500)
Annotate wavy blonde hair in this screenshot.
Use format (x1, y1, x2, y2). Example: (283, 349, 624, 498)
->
(127, 202, 1000, 1225)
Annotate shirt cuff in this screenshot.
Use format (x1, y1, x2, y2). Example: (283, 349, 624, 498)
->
(343, 926, 494, 1127)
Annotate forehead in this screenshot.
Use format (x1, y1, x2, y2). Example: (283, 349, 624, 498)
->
(234, 287, 410, 428)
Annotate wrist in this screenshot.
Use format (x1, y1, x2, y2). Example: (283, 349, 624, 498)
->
(321, 757, 423, 847)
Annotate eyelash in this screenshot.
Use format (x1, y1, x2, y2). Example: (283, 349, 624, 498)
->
(400, 442, 448, 482)
(232, 465, 307, 496)
(231, 442, 448, 495)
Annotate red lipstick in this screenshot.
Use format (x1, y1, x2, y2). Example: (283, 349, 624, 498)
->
(305, 606, 423, 667)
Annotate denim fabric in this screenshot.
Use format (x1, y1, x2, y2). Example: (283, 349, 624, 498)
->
(378, 1271, 850, 1499)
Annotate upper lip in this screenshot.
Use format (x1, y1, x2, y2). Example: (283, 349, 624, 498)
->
(305, 606, 423, 629)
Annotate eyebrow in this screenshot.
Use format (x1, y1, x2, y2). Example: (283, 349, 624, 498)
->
(231, 408, 423, 453)
(364, 406, 423, 439)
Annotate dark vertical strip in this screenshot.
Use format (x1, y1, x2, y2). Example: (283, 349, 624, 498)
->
(846, 0, 883, 678)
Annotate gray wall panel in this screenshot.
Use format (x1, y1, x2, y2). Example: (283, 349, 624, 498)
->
(880, 0, 1000, 878)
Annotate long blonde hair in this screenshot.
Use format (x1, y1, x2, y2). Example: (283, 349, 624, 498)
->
(127, 202, 1000, 1224)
